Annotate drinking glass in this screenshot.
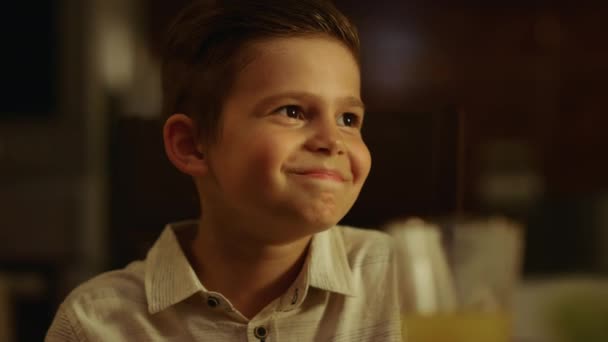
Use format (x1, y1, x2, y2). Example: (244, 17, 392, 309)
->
(388, 217, 524, 342)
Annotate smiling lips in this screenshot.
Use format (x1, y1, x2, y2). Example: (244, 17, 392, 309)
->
(290, 168, 347, 182)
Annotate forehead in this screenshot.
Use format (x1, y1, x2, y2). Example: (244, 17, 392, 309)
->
(230, 36, 361, 99)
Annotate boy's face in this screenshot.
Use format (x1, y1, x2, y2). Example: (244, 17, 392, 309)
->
(200, 36, 371, 241)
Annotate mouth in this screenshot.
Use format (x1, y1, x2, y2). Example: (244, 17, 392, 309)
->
(289, 168, 347, 182)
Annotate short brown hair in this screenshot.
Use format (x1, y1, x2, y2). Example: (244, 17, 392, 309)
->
(161, 0, 360, 143)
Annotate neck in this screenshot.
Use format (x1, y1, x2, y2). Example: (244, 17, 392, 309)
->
(187, 218, 311, 319)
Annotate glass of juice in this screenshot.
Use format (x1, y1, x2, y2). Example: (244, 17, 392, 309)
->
(387, 217, 524, 342)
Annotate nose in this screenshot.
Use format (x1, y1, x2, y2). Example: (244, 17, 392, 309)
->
(304, 117, 345, 155)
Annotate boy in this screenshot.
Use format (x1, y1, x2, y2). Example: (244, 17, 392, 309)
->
(47, 0, 402, 340)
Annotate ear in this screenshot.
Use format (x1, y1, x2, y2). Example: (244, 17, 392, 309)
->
(163, 114, 208, 177)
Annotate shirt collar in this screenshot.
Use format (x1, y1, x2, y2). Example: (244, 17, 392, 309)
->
(145, 220, 205, 314)
(307, 226, 357, 297)
(277, 226, 357, 312)
(144, 221, 357, 314)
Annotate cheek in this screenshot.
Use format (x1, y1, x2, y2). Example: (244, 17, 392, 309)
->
(349, 140, 372, 185)
(242, 134, 293, 181)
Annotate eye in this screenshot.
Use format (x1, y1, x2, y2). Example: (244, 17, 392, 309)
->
(276, 105, 305, 120)
(337, 113, 360, 128)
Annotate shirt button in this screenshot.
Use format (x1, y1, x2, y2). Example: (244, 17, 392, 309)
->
(254, 326, 268, 340)
(207, 296, 220, 308)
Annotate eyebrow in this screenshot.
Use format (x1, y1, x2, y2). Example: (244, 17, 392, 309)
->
(341, 96, 366, 111)
(255, 91, 366, 112)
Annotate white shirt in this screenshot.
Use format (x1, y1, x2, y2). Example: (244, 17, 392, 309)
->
(46, 221, 403, 341)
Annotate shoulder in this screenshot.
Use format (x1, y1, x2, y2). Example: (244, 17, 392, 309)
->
(334, 225, 397, 268)
(60, 260, 148, 317)
(46, 261, 148, 341)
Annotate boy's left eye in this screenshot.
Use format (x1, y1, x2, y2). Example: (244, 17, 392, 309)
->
(337, 113, 360, 128)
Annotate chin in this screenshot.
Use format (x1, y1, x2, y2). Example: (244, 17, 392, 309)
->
(274, 197, 353, 236)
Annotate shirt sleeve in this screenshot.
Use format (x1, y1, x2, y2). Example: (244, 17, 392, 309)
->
(45, 304, 84, 342)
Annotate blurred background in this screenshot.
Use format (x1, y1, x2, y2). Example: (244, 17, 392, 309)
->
(1, 0, 607, 340)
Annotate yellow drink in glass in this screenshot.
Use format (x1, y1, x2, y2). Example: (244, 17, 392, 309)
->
(402, 312, 511, 342)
